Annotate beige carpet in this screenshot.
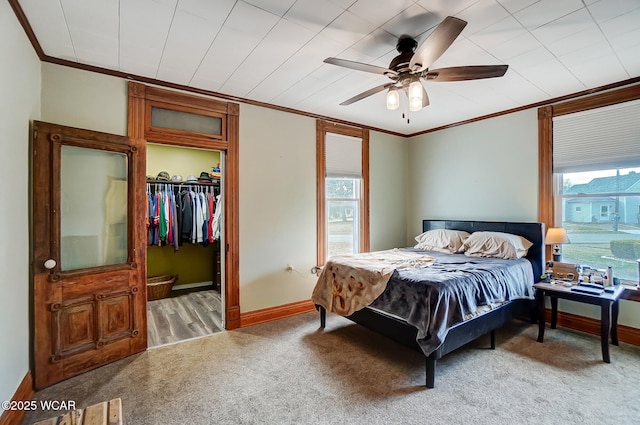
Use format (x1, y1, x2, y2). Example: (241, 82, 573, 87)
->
(22, 312, 640, 425)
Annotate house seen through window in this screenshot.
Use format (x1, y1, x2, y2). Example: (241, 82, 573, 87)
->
(557, 167, 640, 283)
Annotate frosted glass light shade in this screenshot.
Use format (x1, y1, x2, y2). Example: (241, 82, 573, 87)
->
(386, 87, 399, 110)
(408, 80, 423, 112)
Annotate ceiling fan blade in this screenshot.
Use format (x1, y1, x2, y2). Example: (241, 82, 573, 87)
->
(424, 65, 509, 81)
(409, 16, 467, 72)
(339, 83, 394, 106)
(421, 83, 430, 108)
(324, 57, 397, 76)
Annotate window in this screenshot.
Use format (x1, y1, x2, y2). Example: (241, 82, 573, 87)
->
(326, 178, 360, 257)
(556, 168, 640, 283)
(542, 91, 640, 285)
(316, 120, 369, 266)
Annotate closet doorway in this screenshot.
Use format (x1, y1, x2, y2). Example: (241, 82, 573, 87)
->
(128, 82, 241, 342)
(145, 144, 225, 347)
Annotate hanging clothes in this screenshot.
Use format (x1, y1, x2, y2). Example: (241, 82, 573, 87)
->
(212, 194, 222, 242)
(145, 181, 220, 247)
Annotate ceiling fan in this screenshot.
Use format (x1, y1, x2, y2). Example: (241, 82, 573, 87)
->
(324, 16, 508, 116)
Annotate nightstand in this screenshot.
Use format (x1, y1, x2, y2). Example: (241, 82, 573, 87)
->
(534, 282, 624, 363)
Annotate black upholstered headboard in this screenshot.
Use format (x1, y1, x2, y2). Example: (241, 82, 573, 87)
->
(422, 220, 545, 283)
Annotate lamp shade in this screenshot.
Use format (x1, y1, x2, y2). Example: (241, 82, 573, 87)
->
(545, 227, 569, 245)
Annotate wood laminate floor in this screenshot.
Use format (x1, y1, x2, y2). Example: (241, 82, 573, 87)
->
(147, 290, 223, 348)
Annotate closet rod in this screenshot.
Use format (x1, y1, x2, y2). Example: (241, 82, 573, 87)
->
(146, 178, 219, 187)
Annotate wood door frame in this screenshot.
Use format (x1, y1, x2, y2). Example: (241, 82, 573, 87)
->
(316, 120, 370, 268)
(128, 82, 240, 329)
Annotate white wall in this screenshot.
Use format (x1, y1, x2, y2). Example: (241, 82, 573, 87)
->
(0, 0, 41, 405)
(41, 63, 128, 135)
(370, 131, 408, 251)
(406, 108, 539, 241)
(39, 65, 408, 313)
(238, 105, 318, 311)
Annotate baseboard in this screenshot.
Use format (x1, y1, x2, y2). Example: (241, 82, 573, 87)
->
(172, 280, 213, 291)
(240, 299, 316, 327)
(0, 371, 34, 425)
(544, 309, 640, 346)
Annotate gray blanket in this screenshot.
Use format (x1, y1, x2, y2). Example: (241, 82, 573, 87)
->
(368, 249, 534, 356)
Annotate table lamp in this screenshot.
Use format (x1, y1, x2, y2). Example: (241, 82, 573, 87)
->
(546, 227, 569, 262)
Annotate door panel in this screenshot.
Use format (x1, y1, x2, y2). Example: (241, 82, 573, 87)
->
(33, 121, 146, 389)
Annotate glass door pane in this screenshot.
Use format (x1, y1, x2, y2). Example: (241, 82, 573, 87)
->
(60, 146, 128, 271)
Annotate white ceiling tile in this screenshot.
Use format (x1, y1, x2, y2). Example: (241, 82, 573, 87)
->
(349, 29, 398, 59)
(482, 71, 548, 103)
(190, 2, 280, 89)
(242, 0, 297, 17)
(432, 37, 501, 67)
(348, 0, 415, 28)
(456, 0, 511, 35)
(191, 29, 271, 90)
(221, 19, 316, 96)
(119, 0, 176, 75)
(321, 10, 379, 46)
(545, 26, 606, 57)
(283, 0, 344, 33)
(616, 44, 640, 76)
(484, 31, 542, 61)
(18, 0, 75, 60)
(587, 0, 640, 24)
(381, 3, 440, 39)
(157, 0, 236, 84)
(60, 0, 119, 67)
(532, 8, 596, 46)
(608, 26, 640, 52)
(468, 16, 528, 51)
(507, 45, 555, 70)
(416, 0, 483, 19)
(599, 7, 640, 39)
(517, 58, 585, 96)
(514, 0, 584, 30)
(558, 41, 630, 85)
(246, 34, 344, 101)
(566, 57, 630, 87)
(496, 0, 539, 14)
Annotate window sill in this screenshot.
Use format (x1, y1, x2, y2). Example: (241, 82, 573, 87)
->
(621, 284, 640, 302)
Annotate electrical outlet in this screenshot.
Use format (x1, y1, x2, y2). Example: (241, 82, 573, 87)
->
(286, 263, 294, 272)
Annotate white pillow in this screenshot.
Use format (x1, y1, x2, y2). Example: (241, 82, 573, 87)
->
(461, 231, 533, 259)
(414, 229, 470, 254)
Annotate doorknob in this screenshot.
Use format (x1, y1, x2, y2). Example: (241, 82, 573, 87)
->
(44, 259, 57, 270)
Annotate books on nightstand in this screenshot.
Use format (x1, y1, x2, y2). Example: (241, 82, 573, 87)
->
(570, 282, 616, 295)
(571, 286, 604, 295)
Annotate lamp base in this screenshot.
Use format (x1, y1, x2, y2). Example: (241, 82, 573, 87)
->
(552, 244, 562, 262)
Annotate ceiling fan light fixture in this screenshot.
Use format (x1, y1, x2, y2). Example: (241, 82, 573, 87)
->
(408, 79, 423, 112)
(386, 87, 400, 110)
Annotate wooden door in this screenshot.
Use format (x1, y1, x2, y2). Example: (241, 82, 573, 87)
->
(32, 121, 147, 389)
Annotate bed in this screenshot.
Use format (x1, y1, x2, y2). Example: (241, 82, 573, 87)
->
(313, 220, 545, 388)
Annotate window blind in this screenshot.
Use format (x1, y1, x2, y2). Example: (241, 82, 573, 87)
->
(553, 98, 640, 173)
(325, 133, 362, 178)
